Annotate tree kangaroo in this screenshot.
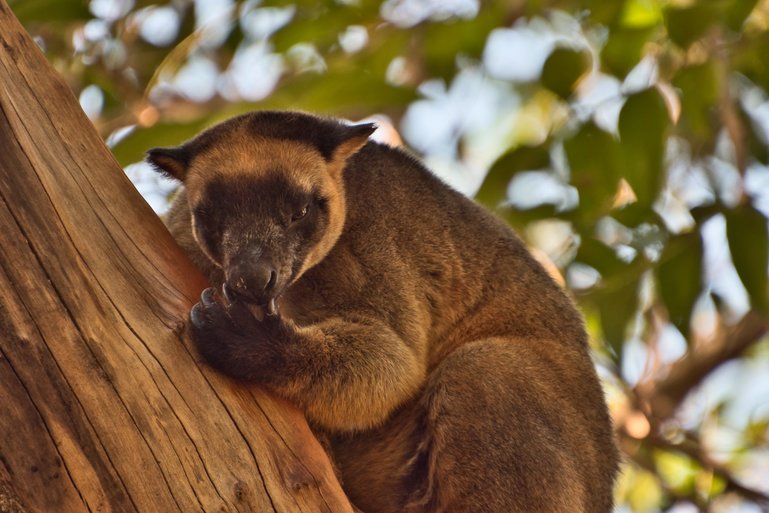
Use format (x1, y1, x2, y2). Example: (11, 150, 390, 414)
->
(147, 110, 619, 513)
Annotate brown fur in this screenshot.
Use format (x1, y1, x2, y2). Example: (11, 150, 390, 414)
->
(148, 111, 619, 513)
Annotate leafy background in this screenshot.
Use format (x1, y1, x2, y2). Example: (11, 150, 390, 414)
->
(12, 0, 769, 511)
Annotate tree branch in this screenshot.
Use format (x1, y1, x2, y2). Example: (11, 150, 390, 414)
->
(619, 428, 769, 509)
(0, 1, 354, 510)
(639, 310, 768, 421)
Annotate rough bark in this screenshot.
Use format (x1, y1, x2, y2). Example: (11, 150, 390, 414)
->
(0, 2, 353, 512)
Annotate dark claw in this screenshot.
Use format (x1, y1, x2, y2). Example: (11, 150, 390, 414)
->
(201, 287, 217, 306)
(190, 302, 206, 327)
(222, 282, 237, 304)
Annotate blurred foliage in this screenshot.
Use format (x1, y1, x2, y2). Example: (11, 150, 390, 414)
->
(11, 0, 769, 511)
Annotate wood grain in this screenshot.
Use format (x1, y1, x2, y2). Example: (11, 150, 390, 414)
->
(0, 1, 353, 511)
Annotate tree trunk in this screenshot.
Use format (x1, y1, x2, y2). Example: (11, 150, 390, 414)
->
(0, 2, 354, 512)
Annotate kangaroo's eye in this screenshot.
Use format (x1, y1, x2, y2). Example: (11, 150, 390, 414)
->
(193, 206, 211, 221)
(292, 204, 310, 222)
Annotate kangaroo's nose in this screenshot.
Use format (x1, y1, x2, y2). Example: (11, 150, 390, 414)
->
(226, 261, 277, 303)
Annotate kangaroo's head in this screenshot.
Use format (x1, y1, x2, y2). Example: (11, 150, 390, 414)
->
(147, 111, 375, 310)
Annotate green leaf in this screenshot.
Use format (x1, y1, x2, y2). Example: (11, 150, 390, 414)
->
(576, 238, 628, 279)
(656, 231, 704, 338)
(611, 203, 659, 228)
(598, 276, 640, 354)
(269, 67, 417, 114)
(654, 450, 699, 494)
(690, 204, 722, 225)
(664, 3, 719, 48)
(621, 0, 663, 28)
(725, 205, 769, 313)
(733, 32, 769, 92)
(422, 5, 511, 81)
(541, 46, 592, 100)
(564, 121, 621, 227)
(618, 88, 671, 209)
(270, 2, 376, 53)
(664, 0, 759, 46)
(738, 104, 769, 166)
(583, 0, 626, 25)
(576, 238, 649, 353)
(601, 26, 657, 79)
(498, 204, 564, 232)
(724, 0, 760, 32)
(9, 0, 90, 24)
(475, 144, 551, 209)
(672, 61, 721, 157)
(625, 467, 664, 513)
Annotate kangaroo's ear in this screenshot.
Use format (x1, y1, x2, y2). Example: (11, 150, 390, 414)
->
(146, 146, 190, 181)
(330, 122, 377, 164)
